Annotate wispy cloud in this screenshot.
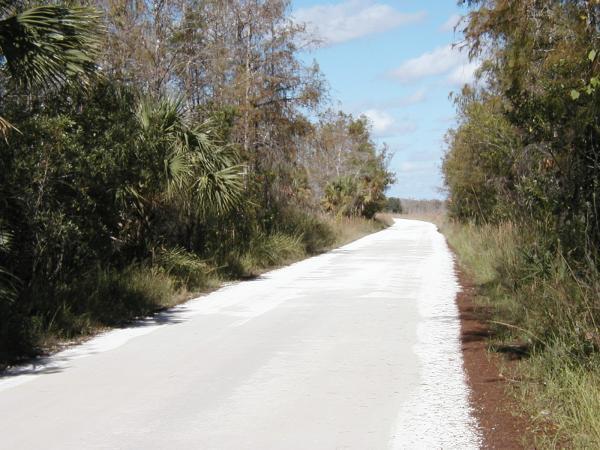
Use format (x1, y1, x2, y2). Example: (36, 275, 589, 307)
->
(439, 14, 462, 33)
(294, 0, 426, 46)
(400, 88, 427, 106)
(397, 160, 438, 174)
(388, 44, 478, 86)
(383, 89, 428, 108)
(358, 88, 427, 111)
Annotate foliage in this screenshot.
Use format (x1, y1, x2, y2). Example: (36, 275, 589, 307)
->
(446, 0, 600, 249)
(153, 246, 211, 290)
(0, 2, 102, 135)
(444, 219, 600, 447)
(0, 78, 244, 359)
(65, 265, 178, 328)
(398, 198, 446, 216)
(315, 113, 394, 218)
(275, 208, 336, 254)
(237, 232, 305, 277)
(443, 93, 520, 222)
(322, 173, 390, 219)
(0, 226, 17, 304)
(385, 197, 403, 214)
(444, 2, 600, 444)
(0, 1, 394, 364)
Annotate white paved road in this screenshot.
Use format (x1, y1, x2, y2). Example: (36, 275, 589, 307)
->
(0, 219, 481, 449)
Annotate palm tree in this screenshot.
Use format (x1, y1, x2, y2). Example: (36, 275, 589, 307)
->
(0, 1, 102, 135)
(0, 2, 101, 302)
(127, 96, 244, 253)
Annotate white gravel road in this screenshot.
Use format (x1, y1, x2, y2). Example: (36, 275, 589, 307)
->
(0, 219, 481, 449)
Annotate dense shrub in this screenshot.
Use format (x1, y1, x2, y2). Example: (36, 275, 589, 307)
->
(385, 197, 403, 214)
(444, 1, 600, 249)
(277, 208, 336, 254)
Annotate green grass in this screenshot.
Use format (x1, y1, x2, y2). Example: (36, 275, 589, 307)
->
(36, 265, 181, 345)
(439, 218, 600, 448)
(518, 350, 600, 448)
(236, 232, 306, 277)
(154, 246, 214, 290)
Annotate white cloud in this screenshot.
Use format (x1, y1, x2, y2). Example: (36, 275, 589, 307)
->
(294, 0, 426, 46)
(439, 14, 462, 33)
(446, 60, 479, 86)
(363, 109, 416, 137)
(395, 120, 418, 134)
(397, 160, 437, 174)
(389, 44, 479, 87)
(399, 161, 418, 173)
(363, 109, 395, 135)
(390, 45, 466, 83)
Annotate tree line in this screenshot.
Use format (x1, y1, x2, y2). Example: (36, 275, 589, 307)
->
(443, 1, 599, 444)
(444, 0, 599, 251)
(0, 0, 393, 362)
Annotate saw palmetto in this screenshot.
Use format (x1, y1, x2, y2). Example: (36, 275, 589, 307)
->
(0, 2, 102, 135)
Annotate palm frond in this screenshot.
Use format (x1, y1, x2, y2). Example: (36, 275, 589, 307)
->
(0, 226, 19, 304)
(136, 96, 185, 136)
(191, 164, 245, 216)
(136, 95, 245, 218)
(0, 114, 19, 139)
(0, 5, 103, 89)
(164, 150, 192, 192)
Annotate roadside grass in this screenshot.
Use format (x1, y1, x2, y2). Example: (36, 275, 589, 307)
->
(33, 265, 185, 350)
(439, 218, 600, 448)
(235, 232, 306, 277)
(2, 213, 388, 368)
(328, 213, 389, 246)
(228, 213, 388, 278)
(154, 246, 216, 290)
(397, 211, 446, 227)
(520, 349, 600, 448)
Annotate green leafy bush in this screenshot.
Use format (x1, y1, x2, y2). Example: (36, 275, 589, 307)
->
(276, 208, 336, 254)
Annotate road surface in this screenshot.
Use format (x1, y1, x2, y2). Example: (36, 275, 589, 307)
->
(0, 219, 481, 449)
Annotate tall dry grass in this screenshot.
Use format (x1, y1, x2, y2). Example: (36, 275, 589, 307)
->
(327, 214, 389, 247)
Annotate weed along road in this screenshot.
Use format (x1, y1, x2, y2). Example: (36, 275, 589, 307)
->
(0, 219, 481, 449)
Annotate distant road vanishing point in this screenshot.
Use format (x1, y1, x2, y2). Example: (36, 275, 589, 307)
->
(0, 219, 481, 449)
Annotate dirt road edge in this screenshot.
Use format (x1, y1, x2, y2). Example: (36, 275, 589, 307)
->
(455, 264, 532, 449)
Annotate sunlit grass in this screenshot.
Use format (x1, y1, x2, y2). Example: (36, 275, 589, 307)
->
(440, 218, 600, 448)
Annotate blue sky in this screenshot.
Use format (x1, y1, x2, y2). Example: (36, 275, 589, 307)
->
(291, 0, 473, 199)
